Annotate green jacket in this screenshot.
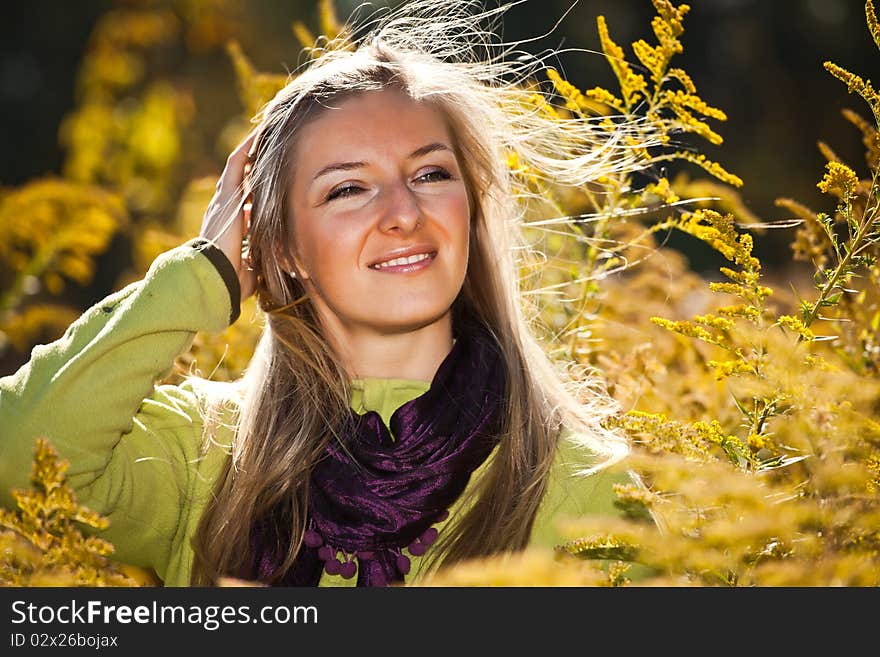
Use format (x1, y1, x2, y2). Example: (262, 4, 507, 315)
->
(0, 238, 632, 587)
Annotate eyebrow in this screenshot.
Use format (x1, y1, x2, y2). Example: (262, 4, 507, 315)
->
(311, 142, 452, 183)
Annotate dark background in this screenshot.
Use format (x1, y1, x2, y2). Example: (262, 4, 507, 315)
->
(1, 0, 877, 271)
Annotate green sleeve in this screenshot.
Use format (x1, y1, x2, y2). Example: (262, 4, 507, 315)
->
(0, 238, 240, 575)
(530, 435, 635, 550)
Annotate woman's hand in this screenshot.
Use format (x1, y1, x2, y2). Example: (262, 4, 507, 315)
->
(199, 128, 260, 303)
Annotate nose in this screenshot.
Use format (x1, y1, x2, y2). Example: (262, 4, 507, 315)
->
(376, 182, 423, 234)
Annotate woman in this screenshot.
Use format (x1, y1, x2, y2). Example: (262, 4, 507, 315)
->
(0, 0, 649, 587)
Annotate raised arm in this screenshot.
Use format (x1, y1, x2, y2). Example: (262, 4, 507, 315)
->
(0, 129, 259, 575)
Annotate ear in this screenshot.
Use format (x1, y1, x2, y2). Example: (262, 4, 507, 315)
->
(276, 244, 309, 280)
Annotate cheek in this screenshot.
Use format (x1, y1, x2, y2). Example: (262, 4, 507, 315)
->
(445, 193, 471, 256)
(294, 219, 359, 280)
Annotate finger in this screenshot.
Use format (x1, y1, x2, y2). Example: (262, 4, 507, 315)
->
(218, 127, 262, 193)
(229, 126, 262, 163)
(246, 126, 262, 159)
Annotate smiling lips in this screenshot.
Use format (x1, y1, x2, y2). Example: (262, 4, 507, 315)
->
(369, 250, 437, 272)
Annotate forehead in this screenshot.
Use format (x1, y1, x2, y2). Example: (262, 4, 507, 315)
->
(292, 89, 453, 167)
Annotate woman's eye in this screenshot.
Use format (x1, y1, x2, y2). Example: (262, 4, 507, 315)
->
(416, 169, 452, 183)
(326, 184, 364, 201)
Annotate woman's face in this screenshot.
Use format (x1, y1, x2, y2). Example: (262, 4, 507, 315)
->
(285, 89, 471, 338)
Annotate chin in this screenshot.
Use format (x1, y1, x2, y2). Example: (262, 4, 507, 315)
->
(371, 308, 453, 334)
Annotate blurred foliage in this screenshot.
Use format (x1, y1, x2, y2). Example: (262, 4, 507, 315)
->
(0, 179, 126, 354)
(0, 438, 158, 586)
(2, 0, 879, 587)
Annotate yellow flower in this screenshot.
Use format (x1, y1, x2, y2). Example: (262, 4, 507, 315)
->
(777, 314, 816, 341)
(824, 62, 879, 112)
(645, 177, 680, 204)
(673, 152, 744, 187)
(585, 86, 625, 113)
(816, 161, 859, 199)
(597, 15, 647, 107)
(708, 359, 753, 380)
(747, 433, 765, 450)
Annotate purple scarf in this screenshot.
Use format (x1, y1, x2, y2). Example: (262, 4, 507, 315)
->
(248, 316, 506, 586)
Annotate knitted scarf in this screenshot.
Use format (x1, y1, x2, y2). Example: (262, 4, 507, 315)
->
(248, 315, 507, 586)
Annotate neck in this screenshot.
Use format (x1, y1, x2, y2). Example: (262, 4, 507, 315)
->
(321, 313, 455, 382)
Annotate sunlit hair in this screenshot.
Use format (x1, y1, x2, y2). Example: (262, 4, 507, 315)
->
(190, 0, 651, 585)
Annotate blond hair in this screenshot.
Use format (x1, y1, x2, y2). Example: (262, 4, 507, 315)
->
(190, 0, 648, 585)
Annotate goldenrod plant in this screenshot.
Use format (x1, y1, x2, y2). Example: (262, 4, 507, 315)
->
(515, 1, 741, 366)
(425, 0, 880, 587)
(0, 439, 157, 586)
(3, 0, 879, 587)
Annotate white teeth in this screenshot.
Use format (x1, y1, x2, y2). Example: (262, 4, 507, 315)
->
(373, 252, 432, 269)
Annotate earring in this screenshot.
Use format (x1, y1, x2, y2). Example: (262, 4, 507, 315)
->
(287, 270, 297, 279)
